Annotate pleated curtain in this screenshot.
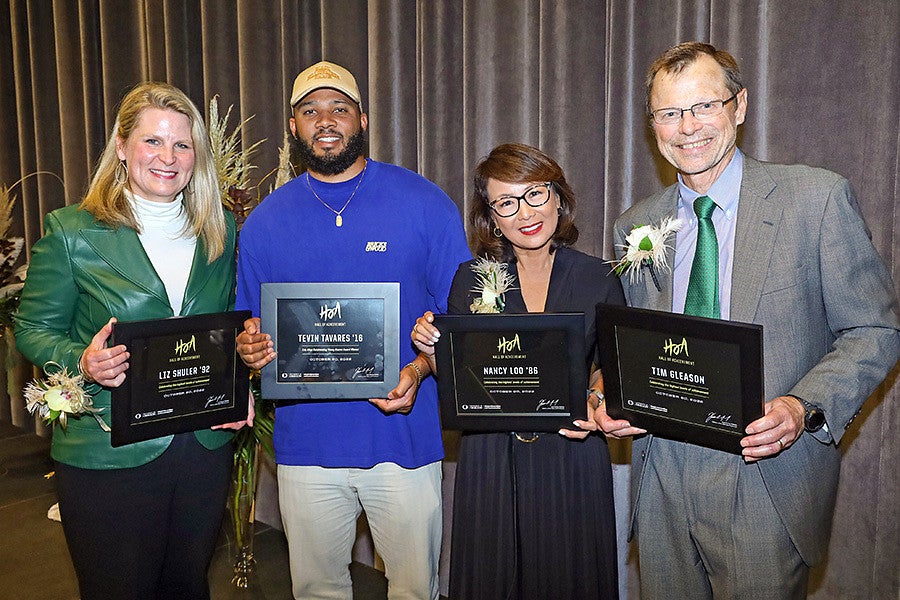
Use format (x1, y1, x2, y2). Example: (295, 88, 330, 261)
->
(1, 1, 897, 598)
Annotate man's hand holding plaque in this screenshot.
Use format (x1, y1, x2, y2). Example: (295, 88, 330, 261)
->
(368, 354, 430, 415)
(739, 395, 806, 461)
(595, 393, 805, 462)
(236, 317, 276, 370)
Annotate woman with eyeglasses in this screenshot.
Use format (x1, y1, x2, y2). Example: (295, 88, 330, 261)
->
(412, 143, 623, 599)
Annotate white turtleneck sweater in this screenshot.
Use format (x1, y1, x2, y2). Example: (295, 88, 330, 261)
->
(127, 191, 197, 315)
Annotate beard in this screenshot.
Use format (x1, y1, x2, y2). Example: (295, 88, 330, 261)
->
(294, 129, 367, 176)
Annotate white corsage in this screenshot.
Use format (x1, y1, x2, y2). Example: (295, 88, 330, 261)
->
(24, 362, 110, 432)
(469, 257, 515, 314)
(610, 217, 682, 291)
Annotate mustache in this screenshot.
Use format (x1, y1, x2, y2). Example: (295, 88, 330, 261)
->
(293, 128, 368, 177)
(314, 129, 342, 139)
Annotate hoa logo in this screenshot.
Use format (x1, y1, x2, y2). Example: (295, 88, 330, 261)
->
(365, 241, 387, 252)
(663, 337, 689, 357)
(320, 302, 342, 321)
(174, 335, 196, 356)
(497, 333, 521, 354)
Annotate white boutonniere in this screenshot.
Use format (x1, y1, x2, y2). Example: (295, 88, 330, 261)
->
(24, 362, 110, 432)
(610, 217, 682, 291)
(469, 257, 515, 313)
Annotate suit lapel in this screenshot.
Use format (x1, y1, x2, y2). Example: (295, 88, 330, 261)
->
(730, 157, 781, 323)
(79, 226, 170, 307)
(181, 239, 213, 315)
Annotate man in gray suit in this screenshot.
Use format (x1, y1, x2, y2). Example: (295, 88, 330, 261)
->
(596, 41, 900, 599)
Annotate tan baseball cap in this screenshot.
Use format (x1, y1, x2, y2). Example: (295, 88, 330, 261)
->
(290, 61, 361, 108)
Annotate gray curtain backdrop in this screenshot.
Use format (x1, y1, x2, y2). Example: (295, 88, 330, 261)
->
(1, 1, 897, 598)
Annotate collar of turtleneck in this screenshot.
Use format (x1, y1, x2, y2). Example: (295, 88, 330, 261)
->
(123, 189, 195, 314)
(125, 189, 187, 230)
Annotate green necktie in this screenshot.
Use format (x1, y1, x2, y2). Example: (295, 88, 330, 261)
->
(683, 195, 719, 318)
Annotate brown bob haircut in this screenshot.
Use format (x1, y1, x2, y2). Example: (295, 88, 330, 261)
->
(468, 143, 578, 262)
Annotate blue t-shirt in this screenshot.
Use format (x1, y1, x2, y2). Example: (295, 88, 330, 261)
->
(236, 159, 471, 468)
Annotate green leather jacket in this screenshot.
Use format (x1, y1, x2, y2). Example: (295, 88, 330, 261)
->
(15, 204, 237, 469)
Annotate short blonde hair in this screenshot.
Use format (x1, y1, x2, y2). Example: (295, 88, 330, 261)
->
(81, 82, 226, 262)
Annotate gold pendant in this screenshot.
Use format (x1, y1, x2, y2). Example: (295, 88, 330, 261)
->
(335, 214, 343, 227)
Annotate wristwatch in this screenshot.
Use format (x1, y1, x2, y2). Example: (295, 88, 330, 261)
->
(587, 389, 605, 409)
(791, 395, 826, 432)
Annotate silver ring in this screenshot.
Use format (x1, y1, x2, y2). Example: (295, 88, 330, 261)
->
(413, 324, 420, 335)
(776, 438, 784, 450)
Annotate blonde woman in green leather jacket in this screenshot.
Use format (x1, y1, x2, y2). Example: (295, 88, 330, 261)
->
(15, 82, 247, 600)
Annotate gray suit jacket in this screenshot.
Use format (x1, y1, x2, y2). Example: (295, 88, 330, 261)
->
(614, 155, 900, 565)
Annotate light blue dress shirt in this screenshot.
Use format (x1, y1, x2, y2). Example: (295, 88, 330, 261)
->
(672, 149, 743, 318)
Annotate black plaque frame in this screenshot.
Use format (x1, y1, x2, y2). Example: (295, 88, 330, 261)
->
(596, 303, 764, 454)
(433, 313, 588, 432)
(110, 311, 251, 447)
(260, 282, 400, 400)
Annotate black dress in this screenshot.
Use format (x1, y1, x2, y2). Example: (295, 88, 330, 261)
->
(447, 247, 625, 600)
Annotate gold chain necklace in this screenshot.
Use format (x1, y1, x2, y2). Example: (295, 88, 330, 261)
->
(305, 162, 368, 227)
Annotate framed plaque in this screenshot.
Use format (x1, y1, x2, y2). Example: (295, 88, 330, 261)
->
(433, 313, 588, 432)
(109, 311, 251, 447)
(260, 282, 400, 400)
(596, 304, 764, 454)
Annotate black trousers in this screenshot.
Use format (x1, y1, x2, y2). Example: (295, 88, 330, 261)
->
(55, 433, 233, 600)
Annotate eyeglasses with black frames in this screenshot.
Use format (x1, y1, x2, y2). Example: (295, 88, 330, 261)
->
(649, 92, 739, 125)
(488, 182, 553, 218)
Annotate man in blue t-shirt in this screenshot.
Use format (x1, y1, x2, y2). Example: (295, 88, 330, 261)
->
(235, 61, 470, 599)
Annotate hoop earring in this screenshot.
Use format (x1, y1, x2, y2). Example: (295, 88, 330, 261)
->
(557, 205, 562, 215)
(114, 161, 128, 185)
(185, 177, 195, 194)
(492, 226, 503, 238)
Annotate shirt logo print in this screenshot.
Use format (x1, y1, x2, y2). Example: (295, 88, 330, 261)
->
(365, 241, 387, 252)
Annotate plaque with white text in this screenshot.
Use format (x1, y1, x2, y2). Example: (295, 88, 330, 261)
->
(109, 311, 251, 447)
(596, 304, 764, 453)
(260, 282, 400, 400)
(433, 313, 588, 431)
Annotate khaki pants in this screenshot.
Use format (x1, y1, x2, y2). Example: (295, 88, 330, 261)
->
(278, 461, 442, 600)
